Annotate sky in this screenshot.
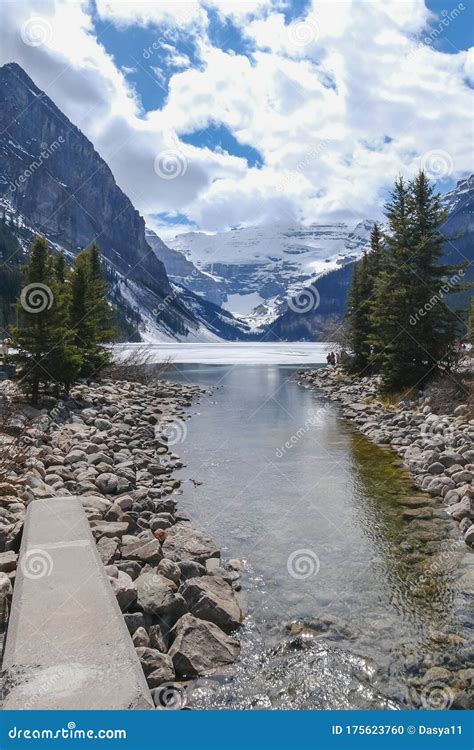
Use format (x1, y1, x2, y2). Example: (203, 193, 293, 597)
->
(1, 0, 473, 240)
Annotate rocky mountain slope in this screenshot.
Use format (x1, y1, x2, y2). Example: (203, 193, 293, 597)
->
(0, 62, 246, 342)
(167, 220, 374, 327)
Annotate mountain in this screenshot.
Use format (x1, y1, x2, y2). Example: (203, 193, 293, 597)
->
(0, 62, 244, 342)
(266, 176, 474, 341)
(167, 220, 374, 328)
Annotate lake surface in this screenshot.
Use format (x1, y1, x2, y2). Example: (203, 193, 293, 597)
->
(164, 358, 471, 710)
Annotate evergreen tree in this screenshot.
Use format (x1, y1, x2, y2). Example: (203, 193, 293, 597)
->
(12, 236, 82, 403)
(370, 172, 462, 391)
(347, 222, 384, 372)
(69, 244, 115, 377)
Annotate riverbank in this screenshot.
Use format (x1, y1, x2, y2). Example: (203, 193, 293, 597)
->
(297, 366, 474, 550)
(0, 376, 244, 708)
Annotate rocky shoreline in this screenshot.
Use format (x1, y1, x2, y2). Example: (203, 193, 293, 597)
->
(0, 376, 244, 709)
(298, 366, 474, 550)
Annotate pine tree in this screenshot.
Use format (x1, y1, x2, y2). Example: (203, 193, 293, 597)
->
(347, 222, 384, 372)
(12, 236, 82, 403)
(69, 244, 115, 377)
(370, 172, 462, 391)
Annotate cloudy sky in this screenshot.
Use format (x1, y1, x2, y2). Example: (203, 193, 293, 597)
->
(1, 0, 473, 239)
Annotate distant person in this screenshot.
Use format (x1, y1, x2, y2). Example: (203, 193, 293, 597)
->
(326, 352, 332, 365)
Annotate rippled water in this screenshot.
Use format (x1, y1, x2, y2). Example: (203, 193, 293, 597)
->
(164, 362, 472, 710)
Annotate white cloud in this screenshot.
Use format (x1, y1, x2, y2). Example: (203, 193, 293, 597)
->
(0, 0, 472, 237)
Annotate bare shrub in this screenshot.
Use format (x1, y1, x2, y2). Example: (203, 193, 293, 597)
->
(103, 346, 173, 385)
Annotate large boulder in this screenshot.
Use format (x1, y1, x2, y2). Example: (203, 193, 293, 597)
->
(135, 647, 175, 688)
(168, 613, 240, 677)
(180, 575, 243, 632)
(135, 572, 185, 622)
(162, 522, 219, 564)
(121, 538, 163, 565)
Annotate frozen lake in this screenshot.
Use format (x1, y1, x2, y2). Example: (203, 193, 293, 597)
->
(112, 342, 332, 365)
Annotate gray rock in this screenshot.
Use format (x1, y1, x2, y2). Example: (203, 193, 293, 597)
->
(135, 572, 186, 621)
(96, 473, 120, 494)
(180, 575, 243, 632)
(427, 462, 445, 475)
(464, 525, 474, 547)
(447, 496, 472, 521)
(90, 521, 129, 540)
(65, 449, 88, 464)
(176, 560, 207, 580)
(135, 647, 175, 688)
(0, 571, 12, 628)
(94, 418, 112, 431)
(132, 626, 150, 647)
(121, 538, 163, 565)
(96, 536, 119, 565)
(452, 470, 473, 485)
(149, 623, 168, 652)
(115, 561, 142, 580)
(169, 613, 240, 677)
(162, 522, 219, 564)
(88, 452, 114, 467)
(79, 495, 112, 513)
(157, 558, 181, 583)
(108, 570, 137, 611)
(0, 550, 18, 573)
(123, 612, 148, 635)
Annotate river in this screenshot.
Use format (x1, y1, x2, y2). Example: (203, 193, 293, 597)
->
(159, 351, 470, 710)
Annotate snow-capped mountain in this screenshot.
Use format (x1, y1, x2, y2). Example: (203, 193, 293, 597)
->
(167, 220, 374, 327)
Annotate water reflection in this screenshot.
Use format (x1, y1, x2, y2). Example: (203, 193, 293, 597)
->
(164, 363, 471, 709)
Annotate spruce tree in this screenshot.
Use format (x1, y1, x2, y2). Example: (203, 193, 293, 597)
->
(69, 244, 115, 377)
(12, 236, 82, 403)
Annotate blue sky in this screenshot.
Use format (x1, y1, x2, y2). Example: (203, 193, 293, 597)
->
(2, 0, 473, 237)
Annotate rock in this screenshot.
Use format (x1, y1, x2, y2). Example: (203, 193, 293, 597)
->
(87, 452, 114, 466)
(0, 571, 12, 628)
(402, 507, 433, 521)
(162, 522, 219, 564)
(0, 550, 18, 573)
(115, 495, 133, 511)
(65, 449, 88, 464)
(90, 521, 129, 540)
(169, 613, 240, 677)
(0, 483, 18, 497)
(226, 559, 244, 572)
(96, 536, 119, 565)
(95, 473, 119, 494)
(447, 497, 472, 521)
(135, 648, 175, 688)
(454, 405, 467, 417)
(176, 560, 207, 580)
(423, 666, 453, 683)
(464, 525, 474, 547)
(452, 470, 473, 485)
(94, 418, 112, 431)
(123, 612, 148, 635)
(149, 623, 168, 652)
(80, 495, 112, 514)
(121, 538, 163, 565)
(135, 572, 186, 621)
(108, 570, 137, 611)
(0, 523, 22, 553)
(180, 575, 243, 632)
(132, 626, 150, 648)
(427, 462, 445, 475)
(157, 558, 181, 584)
(115, 561, 142, 580)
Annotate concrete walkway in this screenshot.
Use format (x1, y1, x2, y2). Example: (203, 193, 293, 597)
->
(1, 496, 153, 709)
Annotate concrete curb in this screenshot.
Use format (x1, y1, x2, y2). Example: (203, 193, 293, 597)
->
(1, 496, 153, 710)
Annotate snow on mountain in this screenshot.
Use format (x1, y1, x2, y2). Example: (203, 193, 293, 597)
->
(167, 220, 374, 327)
